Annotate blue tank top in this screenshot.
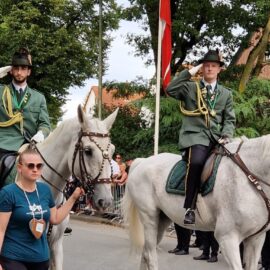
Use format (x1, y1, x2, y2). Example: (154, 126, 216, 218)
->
(0, 182, 55, 262)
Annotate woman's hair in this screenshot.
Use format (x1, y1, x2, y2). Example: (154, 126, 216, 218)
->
(18, 148, 40, 164)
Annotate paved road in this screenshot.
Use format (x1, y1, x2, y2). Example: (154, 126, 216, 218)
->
(63, 219, 230, 270)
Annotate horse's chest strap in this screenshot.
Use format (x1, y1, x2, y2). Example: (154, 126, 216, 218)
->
(228, 152, 270, 237)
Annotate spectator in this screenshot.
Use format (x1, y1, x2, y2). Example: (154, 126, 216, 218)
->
(260, 231, 270, 270)
(190, 230, 204, 250)
(125, 159, 133, 175)
(110, 159, 121, 180)
(114, 153, 128, 186)
(168, 223, 191, 255)
(193, 231, 219, 263)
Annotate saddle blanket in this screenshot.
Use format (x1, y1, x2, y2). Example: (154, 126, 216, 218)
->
(165, 155, 222, 196)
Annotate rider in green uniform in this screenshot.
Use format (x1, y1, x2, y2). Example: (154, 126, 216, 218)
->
(166, 50, 235, 224)
(0, 48, 50, 185)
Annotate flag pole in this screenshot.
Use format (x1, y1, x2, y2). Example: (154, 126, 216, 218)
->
(154, 0, 162, 156)
(98, 0, 103, 119)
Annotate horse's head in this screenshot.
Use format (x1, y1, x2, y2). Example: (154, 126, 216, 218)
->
(70, 105, 118, 211)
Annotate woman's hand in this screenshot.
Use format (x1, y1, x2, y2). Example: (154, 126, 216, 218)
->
(71, 187, 85, 201)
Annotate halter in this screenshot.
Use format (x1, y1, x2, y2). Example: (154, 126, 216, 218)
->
(71, 130, 113, 195)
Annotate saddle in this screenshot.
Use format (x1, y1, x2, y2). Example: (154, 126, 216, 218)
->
(201, 151, 218, 183)
(166, 150, 223, 196)
(0, 152, 18, 188)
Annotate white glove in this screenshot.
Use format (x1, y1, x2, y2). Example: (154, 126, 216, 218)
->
(31, 130, 45, 143)
(0, 66, 12, 78)
(188, 63, 203, 76)
(218, 136, 230, 145)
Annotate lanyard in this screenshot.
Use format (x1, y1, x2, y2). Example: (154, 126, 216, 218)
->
(23, 186, 44, 220)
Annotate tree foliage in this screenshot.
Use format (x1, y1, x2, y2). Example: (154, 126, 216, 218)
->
(229, 78, 270, 137)
(0, 0, 120, 124)
(124, 0, 270, 75)
(105, 96, 181, 159)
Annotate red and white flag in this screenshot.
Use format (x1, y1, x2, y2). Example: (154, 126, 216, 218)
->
(160, 0, 171, 90)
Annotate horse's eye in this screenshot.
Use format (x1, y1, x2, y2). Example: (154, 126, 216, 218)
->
(84, 147, 92, 156)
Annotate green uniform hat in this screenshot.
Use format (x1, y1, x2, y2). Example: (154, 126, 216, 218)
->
(198, 49, 224, 66)
(11, 47, 32, 67)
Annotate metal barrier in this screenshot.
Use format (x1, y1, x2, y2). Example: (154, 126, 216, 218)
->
(105, 184, 125, 223)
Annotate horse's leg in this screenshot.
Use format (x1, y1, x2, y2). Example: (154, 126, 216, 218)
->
(215, 231, 243, 270)
(50, 235, 64, 270)
(243, 233, 265, 270)
(48, 221, 67, 270)
(139, 212, 159, 270)
(157, 212, 171, 245)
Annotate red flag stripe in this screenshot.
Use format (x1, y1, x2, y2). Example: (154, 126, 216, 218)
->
(160, 0, 171, 90)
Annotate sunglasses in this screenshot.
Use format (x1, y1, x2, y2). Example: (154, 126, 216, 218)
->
(116, 157, 121, 159)
(20, 163, 44, 170)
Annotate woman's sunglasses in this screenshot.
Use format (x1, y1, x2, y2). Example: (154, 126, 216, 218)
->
(20, 162, 44, 170)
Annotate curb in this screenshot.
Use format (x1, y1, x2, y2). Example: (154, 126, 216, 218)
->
(70, 213, 124, 228)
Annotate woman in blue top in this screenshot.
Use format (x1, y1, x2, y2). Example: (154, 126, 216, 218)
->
(0, 148, 84, 270)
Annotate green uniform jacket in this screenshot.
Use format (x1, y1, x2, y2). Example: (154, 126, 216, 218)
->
(166, 70, 235, 150)
(0, 84, 51, 151)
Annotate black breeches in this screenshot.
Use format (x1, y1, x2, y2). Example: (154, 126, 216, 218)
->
(183, 144, 213, 209)
(201, 231, 219, 256)
(174, 223, 191, 251)
(262, 231, 270, 267)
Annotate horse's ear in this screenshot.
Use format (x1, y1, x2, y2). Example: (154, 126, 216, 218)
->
(77, 104, 85, 124)
(103, 108, 119, 130)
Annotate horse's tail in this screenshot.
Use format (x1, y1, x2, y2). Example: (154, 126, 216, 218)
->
(122, 188, 144, 249)
(122, 158, 145, 250)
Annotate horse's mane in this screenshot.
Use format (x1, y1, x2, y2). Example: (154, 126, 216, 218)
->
(43, 114, 110, 147)
(228, 134, 270, 160)
(261, 134, 270, 159)
(42, 117, 80, 147)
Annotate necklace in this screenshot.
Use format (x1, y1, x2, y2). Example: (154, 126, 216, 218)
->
(22, 184, 46, 239)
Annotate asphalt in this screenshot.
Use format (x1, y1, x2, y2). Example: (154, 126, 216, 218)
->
(69, 210, 177, 238)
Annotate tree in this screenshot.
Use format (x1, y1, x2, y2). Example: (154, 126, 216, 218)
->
(124, 0, 270, 76)
(238, 14, 270, 93)
(0, 0, 121, 124)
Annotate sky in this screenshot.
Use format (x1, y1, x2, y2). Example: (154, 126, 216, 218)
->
(61, 1, 155, 120)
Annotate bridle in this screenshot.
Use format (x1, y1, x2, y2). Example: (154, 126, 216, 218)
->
(71, 130, 113, 194)
(33, 129, 113, 196)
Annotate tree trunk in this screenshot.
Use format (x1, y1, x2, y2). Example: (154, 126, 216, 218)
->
(253, 42, 269, 77)
(238, 14, 270, 93)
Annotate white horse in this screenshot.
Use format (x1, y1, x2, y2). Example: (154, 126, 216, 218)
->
(36, 105, 118, 270)
(122, 135, 270, 270)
